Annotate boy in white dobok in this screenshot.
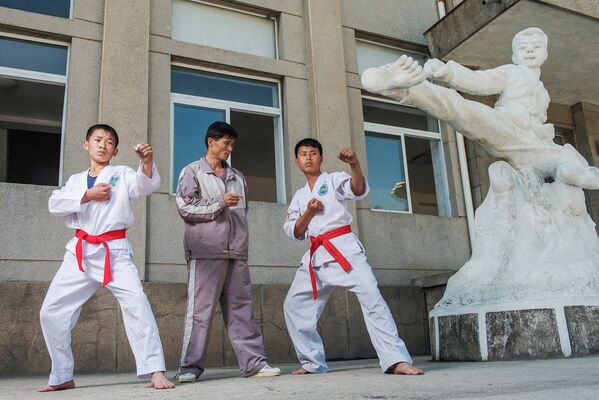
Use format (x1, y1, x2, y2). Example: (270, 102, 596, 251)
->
(283, 138, 423, 376)
(39, 124, 174, 392)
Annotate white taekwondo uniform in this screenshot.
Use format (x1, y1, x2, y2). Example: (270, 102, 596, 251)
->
(283, 171, 413, 373)
(40, 163, 165, 386)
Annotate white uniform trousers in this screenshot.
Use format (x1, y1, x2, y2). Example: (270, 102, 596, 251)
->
(40, 249, 166, 385)
(284, 253, 413, 373)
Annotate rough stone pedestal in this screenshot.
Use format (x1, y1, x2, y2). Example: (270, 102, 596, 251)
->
(430, 303, 599, 361)
(429, 162, 599, 361)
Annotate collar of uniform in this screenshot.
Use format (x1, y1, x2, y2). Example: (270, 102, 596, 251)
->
(305, 171, 327, 193)
(198, 157, 237, 181)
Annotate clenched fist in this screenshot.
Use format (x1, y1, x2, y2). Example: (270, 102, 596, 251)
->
(307, 198, 324, 213)
(85, 183, 111, 202)
(338, 147, 358, 165)
(133, 143, 153, 164)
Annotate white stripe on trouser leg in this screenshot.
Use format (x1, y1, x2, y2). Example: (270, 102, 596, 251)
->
(180, 259, 196, 366)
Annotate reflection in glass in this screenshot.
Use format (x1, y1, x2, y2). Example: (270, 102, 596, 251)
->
(172, 0, 276, 59)
(0, 78, 65, 185)
(0, 36, 68, 75)
(0, 0, 70, 18)
(230, 110, 277, 202)
(173, 104, 224, 193)
(365, 133, 408, 212)
(363, 99, 438, 132)
(404, 136, 439, 215)
(171, 67, 278, 108)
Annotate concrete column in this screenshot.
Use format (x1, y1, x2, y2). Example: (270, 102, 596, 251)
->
(572, 102, 599, 225)
(99, 0, 151, 279)
(303, 0, 360, 238)
(62, 38, 103, 179)
(304, 0, 352, 173)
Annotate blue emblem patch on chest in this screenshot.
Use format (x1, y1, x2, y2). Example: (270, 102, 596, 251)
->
(318, 183, 328, 196)
(109, 175, 119, 187)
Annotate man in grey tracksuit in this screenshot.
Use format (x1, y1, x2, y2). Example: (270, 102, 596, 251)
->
(175, 121, 279, 382)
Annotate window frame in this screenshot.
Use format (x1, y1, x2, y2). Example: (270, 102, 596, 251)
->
(0, 32, 70, 186)
(172, 0, 279, 59)
(170, 63, 286, 203)
(363, 95, 450, 216)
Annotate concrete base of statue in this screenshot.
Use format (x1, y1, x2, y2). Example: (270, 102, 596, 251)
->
(429, 161, 599, 360)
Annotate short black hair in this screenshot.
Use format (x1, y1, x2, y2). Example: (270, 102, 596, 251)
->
(294, 138, 323, 158)
(86, 124, 119, 147)
(205, 121, 238, 147)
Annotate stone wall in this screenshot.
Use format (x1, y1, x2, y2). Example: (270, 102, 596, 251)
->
(0, 281, 428, 376)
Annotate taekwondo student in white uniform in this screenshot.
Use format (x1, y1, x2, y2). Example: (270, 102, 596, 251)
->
(39, 124, 174, 392)
(283, 138, 423, 376)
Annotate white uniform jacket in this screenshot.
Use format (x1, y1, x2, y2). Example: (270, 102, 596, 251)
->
(284, 171, 369, 267)
(48, 162, 160, 257)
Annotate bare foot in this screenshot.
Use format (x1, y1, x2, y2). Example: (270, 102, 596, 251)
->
(292, 367, 312, 375)
(391, 362, 424, 375)
(151, 371, 175, 389)
(361, 55, 426, 94)
(38, 379, 75, 392)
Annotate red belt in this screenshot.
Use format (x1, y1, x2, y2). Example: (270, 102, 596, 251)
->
(308, 225, 353, 300)
(75, 229, 126, 287)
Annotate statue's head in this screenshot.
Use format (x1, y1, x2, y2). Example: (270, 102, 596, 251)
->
(511, 27, 548, 68)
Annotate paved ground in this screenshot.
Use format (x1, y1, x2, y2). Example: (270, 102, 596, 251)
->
(3, 355, 599, 400)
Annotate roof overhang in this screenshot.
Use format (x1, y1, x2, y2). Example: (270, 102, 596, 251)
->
(424, 0, 599, 106)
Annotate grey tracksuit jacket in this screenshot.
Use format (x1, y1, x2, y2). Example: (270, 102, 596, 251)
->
(175, 158, 249, 260)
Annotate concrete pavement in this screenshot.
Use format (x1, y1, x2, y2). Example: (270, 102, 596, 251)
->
(3, 355, 599, 399)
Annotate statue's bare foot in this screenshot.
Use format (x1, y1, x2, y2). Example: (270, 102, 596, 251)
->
(557, 161, 599, 190)
(292, 367, 312, 375)
(577, 166, 599, 190)
(361, 55, 426, 94)
(150, 372, 175, 389)
(391, 362, 424, 375)
(38, 379, 75, 392)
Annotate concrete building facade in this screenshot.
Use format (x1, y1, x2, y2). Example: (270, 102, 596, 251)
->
(0, 0, 596, 374)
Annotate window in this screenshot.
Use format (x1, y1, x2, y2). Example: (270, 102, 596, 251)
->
(0, 0, 71, 18)
(171, 0, 277, 59)
(553, 126, 575, 147)
(171, 66, 284, 203)
(363, 99, 449, 216)
(356, 39, 427, 75)
(0, 35, 68, 186)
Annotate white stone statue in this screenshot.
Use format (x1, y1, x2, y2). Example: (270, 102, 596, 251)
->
(361, 28, 599, 309)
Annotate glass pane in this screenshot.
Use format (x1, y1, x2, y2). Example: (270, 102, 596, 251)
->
(0, 36, 68, 75)
(230, 110, 277, 202)
(405, 136, 439, 216)
(172, 0, 276, 59)
(4, 129, 60, 185)
(0, 0, 70, 18)
(172, 67, 278, 108)
(173, 103, 225, 193)
(0, 78, 65, 125)
(365, 133, 408, 212)
(0, 78, 64, 185)
(363, 99, 439, 132)
(356, 40, 427, 75)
